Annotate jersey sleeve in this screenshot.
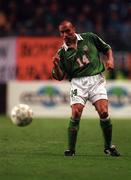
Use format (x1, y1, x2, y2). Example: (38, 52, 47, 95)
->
(90, 33, 111, 54)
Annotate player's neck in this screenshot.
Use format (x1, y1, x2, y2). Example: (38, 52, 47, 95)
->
(68, 43, 77, 49)
(65, 35, 77, 49)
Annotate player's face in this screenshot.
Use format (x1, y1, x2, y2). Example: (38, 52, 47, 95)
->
(59, 22, 76, 45)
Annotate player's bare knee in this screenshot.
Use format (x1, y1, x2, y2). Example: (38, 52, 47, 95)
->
(100, 111, 108, 119)
(72, 109, 82, 119)
(72, 104, 83, 119)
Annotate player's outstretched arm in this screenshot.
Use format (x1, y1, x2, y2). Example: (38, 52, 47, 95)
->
(52, 53, 65, 81)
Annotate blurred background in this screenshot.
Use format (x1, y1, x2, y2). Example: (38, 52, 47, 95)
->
(0, 0, 131, 118)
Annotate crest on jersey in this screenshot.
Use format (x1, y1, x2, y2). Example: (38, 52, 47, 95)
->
(83, 45, 88, 52)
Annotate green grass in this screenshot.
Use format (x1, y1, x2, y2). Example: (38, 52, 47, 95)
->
(0, 116, 131, 180)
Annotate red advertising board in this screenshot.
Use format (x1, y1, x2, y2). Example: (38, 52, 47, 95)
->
(16, 37, 62, 80)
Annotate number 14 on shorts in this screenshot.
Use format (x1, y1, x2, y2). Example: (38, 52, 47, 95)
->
(71, 89, 77, 97)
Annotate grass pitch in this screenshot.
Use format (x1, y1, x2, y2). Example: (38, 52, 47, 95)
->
(0, 116, 131, 180)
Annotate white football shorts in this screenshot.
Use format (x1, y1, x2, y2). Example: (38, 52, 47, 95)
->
(70, 73, 108, 106)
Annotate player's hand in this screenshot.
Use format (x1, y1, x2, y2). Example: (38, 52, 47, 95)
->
(53, 52, 60, 67)
(52, 52, 64, 81)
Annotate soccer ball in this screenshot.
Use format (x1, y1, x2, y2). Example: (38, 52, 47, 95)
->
(11, 104, 33, 127)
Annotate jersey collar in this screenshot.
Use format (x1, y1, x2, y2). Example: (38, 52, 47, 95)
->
(63, 33, 83, 51)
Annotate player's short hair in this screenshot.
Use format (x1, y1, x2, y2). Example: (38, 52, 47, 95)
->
(59, 20, 75, 29)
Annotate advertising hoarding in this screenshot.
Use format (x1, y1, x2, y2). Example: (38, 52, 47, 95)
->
(7, 81, 131, 118)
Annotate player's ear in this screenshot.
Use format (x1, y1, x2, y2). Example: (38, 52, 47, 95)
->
(73, 26, 76, 32)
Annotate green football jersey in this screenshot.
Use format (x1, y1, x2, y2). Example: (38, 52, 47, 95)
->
(58, 32, 111, 80)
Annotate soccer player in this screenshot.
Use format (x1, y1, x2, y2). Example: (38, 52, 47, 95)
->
(52, 20, 120, 156)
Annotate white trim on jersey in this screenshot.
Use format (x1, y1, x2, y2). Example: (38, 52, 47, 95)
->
(62, 33, 83, 51)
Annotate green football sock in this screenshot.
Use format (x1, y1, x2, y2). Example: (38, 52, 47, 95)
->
(67, 118, 80, 151)
(100, 118, 112, 149)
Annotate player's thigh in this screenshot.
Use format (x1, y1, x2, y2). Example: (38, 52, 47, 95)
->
(70, 78, 87, 106)
(89, 75, 108, 104)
